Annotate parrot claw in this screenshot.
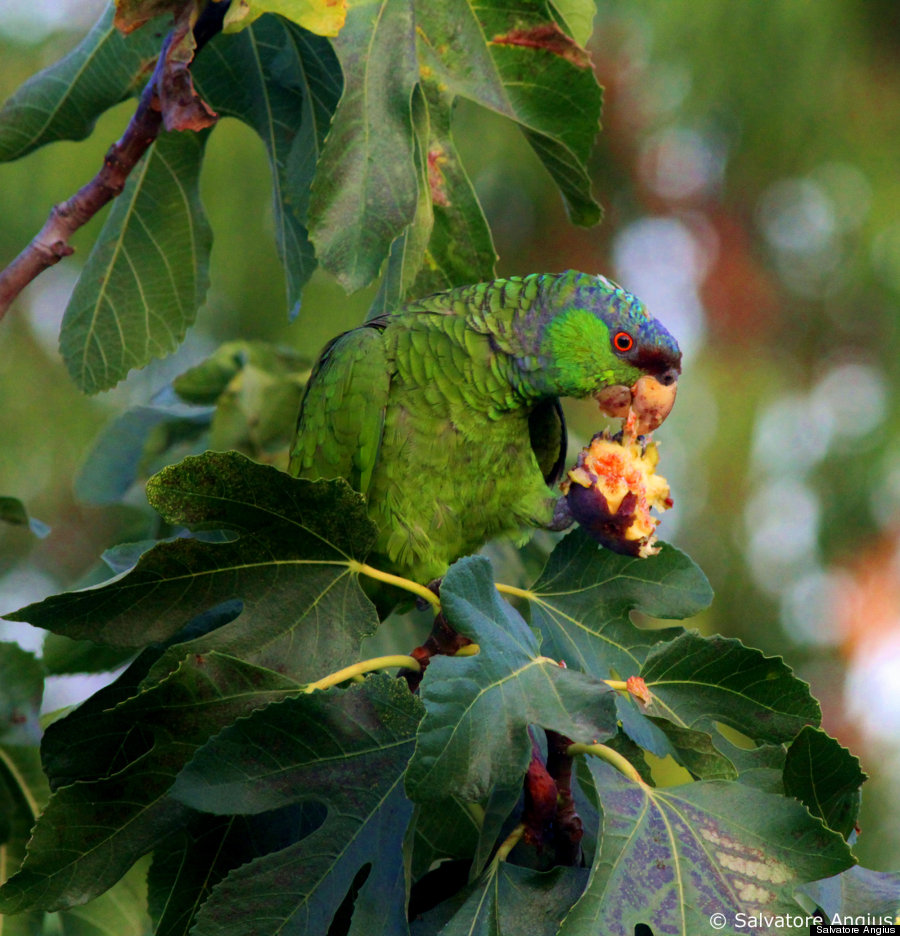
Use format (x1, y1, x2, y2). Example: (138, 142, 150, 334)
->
(416, 577, 443, 611)
(545, 496, 574, 532)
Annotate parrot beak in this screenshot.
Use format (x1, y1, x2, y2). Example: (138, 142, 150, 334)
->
(595, 369, 679, 434)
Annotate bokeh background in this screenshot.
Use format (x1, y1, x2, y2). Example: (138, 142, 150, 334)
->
(1, 0, 899, 870)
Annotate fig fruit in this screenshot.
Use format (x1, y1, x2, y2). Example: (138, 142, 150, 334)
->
(563, 430, 672, 557)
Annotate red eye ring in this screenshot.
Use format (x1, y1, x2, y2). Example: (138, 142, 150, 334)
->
(613, 331, 634, 352)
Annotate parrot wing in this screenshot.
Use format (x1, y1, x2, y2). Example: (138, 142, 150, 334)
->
(528, 397, 568, 486)
(289, 322, 391, 495)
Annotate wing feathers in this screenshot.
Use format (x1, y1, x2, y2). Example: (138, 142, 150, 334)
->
(289, 325, 391, 495)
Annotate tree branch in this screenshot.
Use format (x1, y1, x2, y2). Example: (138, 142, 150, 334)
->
(0, 1, 229, 321)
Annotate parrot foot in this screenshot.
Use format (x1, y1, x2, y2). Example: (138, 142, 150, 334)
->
(416, 577, 443, 612)
(545, 496, 574, 532)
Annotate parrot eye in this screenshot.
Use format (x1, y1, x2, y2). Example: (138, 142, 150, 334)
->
(613, 331, 634, 353)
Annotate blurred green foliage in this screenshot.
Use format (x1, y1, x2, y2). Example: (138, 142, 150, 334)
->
(1, 0, 900, 873)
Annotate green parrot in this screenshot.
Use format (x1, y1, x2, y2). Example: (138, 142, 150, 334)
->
(289, 270, 680, 596)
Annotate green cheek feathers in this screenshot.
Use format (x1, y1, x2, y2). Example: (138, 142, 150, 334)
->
(543, 309, 633, 396)
(545, 307, 606, 360)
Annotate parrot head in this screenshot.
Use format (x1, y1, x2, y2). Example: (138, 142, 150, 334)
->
(539, 272, 681, 434)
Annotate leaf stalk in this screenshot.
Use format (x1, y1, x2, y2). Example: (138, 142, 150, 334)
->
(453, 643, 480, 656)
(0, 746, 40, 823)
(567, 741, 647, 785)
(349, 560, 441, 610)
(494, 582, 536, 601)
(491, 823, 525, 869)
(305, 654, 420, 693)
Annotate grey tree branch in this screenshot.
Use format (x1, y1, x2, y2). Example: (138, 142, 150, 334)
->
(0, 1, 229, 321)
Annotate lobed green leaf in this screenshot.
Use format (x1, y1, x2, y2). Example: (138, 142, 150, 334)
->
(0, 744, 50, 936)
(368, 85, 435, 318)
(0, 4, 162, 162)
(406, 555, 619, 804)
(360, 0, 603, 300)
(416, 0, 602, 226)
(194, 17, 343, 316)
(550, 0, 596, 47)
(641, 631, 821, 745)
(173, 673, 423, 816)
(60, 129, 213, 393)
(368, 75, 499, 314)
(222, 0, 348, 36)
(783, 726, 866, 840)
(415, 864, 589, 936)
(559, 758, 855, 936)
(309, 0, 419, 292)
(0, 652, 301, 913)
(7, 453, 378, 682)
(800, 865, 900, 925)
(528, 530, 712, 680)
(39, 602, 244, 789)
(405, 78, 496, 301)
(405, 799, 480, 883)
(146, 808, 325, 936)
(191, 785, 413, 936)
(180, 676, 421, 936)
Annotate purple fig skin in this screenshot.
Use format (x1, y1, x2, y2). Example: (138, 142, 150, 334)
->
(566, 483, 644, 557)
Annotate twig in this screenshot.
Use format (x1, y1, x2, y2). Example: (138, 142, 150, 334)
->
(0, 1, 229, 321)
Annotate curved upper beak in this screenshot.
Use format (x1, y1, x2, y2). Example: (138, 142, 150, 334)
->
(594, 368, 679, 434)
